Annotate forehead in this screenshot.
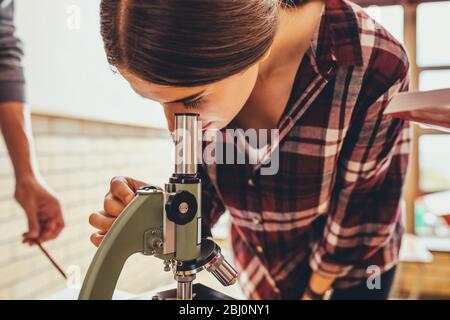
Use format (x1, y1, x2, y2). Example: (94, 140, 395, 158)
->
(119, 68, 212, 103)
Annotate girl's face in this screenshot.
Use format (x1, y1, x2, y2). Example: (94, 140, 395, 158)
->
(119, 62, 261, 132)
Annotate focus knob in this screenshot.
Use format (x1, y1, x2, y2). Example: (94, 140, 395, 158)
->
(165, 190, 197, 225)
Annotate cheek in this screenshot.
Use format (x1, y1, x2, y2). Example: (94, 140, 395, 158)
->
(206, 70, 258, 127)
(219, 70, 259, 120)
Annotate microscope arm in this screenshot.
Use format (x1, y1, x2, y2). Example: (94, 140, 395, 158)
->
(78, 190, 165, 300)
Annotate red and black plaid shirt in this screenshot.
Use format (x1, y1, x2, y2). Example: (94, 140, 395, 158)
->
(200, 0, 410, 299)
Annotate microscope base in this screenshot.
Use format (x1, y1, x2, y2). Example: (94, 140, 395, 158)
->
(153, 283, 236, 300)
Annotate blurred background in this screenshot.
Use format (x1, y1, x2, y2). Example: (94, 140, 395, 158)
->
(0, 0, 449, 299)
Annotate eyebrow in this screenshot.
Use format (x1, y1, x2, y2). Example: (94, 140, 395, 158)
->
(165, 89, 206, 104)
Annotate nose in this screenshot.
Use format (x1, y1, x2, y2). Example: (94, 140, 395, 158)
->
(166, 116, 175, 133)
(164, 108, 179, 132)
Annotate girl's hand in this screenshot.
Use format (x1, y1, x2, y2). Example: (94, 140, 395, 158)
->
(88, 176, 154, 247)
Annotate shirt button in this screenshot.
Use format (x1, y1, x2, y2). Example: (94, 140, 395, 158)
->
(248, 178, 255, 187)
(252, 217, 261, 225)
(256, 245, 264, 254)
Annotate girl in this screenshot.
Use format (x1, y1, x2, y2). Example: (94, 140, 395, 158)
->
(88, 0, 410, 300)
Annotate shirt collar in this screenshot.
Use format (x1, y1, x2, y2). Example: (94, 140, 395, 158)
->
(312, 0, 363, 76)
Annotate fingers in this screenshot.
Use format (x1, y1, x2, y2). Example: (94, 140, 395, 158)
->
(22, 232, 38, 246)
(110, 176, 135, 205)
(101, 176, 141, 221)
(36, 199, 65, 244)
(103, 192, 126, 217)
(89, 176, 152, 247)
(22, 203, 40, 246)
(89, 211, 115, 232)
(89, 211, 110, 247)
(39, 220, 59, 242)
(39, 218, 64, 242)
(90, 231, 106, 247)
(125, 177, 156, 192)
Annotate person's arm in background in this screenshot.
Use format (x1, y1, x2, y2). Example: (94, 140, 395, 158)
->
(0, 0, 64, 245)
(305, 46, 411, 299)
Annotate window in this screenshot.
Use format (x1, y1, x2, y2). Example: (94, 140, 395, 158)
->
(417, 2, 450, 197)
(419, 70, 450, 91)
(364, 5, 404, 43)
(419, 135, 450, 192)
(415, 2, 450, 236)
(417, 1, 450, 67)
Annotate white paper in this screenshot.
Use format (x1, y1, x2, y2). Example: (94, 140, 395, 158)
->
(384, 88, 450, 131)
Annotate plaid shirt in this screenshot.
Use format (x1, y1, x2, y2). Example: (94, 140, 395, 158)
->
(200, 0, 410, 300)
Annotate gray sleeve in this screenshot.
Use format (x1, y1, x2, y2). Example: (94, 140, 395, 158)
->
(0, 0, 25, 103)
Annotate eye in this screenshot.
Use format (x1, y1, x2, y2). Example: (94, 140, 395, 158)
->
(183, 98, 203, 109)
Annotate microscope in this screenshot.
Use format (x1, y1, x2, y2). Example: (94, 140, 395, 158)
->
(78, 113, 238, 300)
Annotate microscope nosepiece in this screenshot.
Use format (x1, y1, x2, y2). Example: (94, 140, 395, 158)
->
(206, 251, 238, 286)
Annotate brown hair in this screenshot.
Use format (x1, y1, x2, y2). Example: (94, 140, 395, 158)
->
(281, 0, 308, 7)
(100, 0, 306, 87)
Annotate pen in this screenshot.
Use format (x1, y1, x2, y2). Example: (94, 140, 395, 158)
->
(35, 241, 67, 280)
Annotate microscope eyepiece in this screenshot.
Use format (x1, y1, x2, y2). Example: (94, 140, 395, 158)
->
(173, 113, 200, 176)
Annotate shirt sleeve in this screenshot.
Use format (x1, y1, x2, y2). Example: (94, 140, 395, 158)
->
(198, 164, 226, 238)
(0, 0, 26, 103)
(309, 51, 411, 279)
